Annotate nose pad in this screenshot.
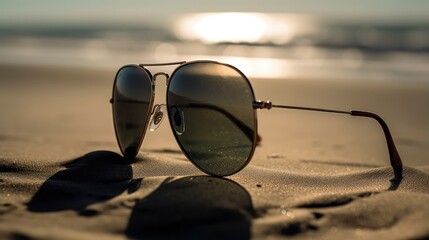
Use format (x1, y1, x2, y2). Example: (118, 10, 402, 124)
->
(149, 104, 167, 131)
(171, 106, 185, 135)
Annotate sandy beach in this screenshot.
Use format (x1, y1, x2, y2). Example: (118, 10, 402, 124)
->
(0, 64, 428, 239)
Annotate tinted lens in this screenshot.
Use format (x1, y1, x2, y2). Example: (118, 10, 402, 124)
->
(113, 65, 153, 158)
(167, 62, 256, 176)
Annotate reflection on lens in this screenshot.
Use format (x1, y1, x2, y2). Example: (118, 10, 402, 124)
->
(171, 106, 186, 135)
(167, 61, 256, 176)
(113, 65, 153, 158)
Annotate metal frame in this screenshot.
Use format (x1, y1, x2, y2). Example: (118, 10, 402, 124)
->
(165, 60, 258, 176)
(253, 100, 403, 182)
(111, 60, 403, 182)
(111, 64, 155, 158)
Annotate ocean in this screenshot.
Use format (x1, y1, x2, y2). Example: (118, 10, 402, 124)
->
(1, 13, 428, 82)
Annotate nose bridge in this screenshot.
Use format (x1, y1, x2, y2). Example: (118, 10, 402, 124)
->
(152, 72, 170, 86)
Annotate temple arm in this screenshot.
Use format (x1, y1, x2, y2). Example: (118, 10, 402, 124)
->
(253, 100, 403, 182)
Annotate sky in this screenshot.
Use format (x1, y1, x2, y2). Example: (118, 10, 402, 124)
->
(1, 0, 429, 27)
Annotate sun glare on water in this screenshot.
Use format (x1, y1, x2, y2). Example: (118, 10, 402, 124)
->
(195, 13, 265, 43)
(176, 13, 271, 44)
(173, 13, 310, 78)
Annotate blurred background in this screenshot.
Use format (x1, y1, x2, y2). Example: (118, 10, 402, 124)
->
(1, 0, 429, 81)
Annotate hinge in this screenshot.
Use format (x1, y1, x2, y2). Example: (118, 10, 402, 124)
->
(253, 100, 272, 109)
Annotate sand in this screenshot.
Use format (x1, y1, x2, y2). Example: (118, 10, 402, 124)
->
(0, 64, 428, 239)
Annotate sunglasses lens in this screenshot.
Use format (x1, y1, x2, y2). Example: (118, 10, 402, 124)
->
(113, 66, 153, 158)
(167, 62, 256, 176)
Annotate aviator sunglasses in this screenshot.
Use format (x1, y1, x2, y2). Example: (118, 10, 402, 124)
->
(110, 60, 403, 181)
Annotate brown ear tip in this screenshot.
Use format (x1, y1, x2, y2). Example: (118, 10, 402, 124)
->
(394, 165, 403, 181)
